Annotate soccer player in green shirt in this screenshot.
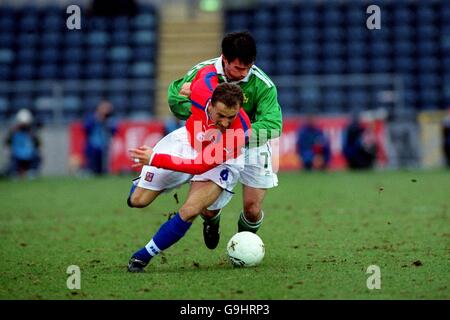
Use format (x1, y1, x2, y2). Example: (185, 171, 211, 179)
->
(167, 31, 282, 249)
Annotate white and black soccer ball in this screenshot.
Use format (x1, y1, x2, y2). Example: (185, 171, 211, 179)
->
(226, 231, 265, 267)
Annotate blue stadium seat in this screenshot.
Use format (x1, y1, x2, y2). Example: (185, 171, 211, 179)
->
(133, 46, 156, 61)
(87, 48, 107, 63)
(393, 41, 415, 57)
(39, 49, 59, 64)
(299, 27, 319, 41)
(63, 48, 83, 63)
(0, 33, 14, 48)
(63, 96, 82, 111)
(131, 94, 153, 111)
(369, 58, 392, 72)
(299, 42, 319, 57)
(322, 42, 344, 58)
(109, 94, 129, 112)
(277, 43, 296, 59)
(18, 33, 38, 48)
(112, 31, 130, 46)
(254, 8, 273, 28)
(11, 96, 33, 111)
(418, 57, 439, 72)
(42, 33, 62, 48)
(276, 27, 297, 42)
(42, 14, 63, 30)
(0, 65, 12, 80)
(253, 27, 272, 43)
(112, 16, 131, 31)
(132, 14, 156, 29)
(87, 32, 110, 46)
(132, 31, 156, 45)
(0, 49, 14, 64)
(347, 58, 369, 73)
(298, 59, 319, 74)
(227, 13, 250, 31)
(276, 7, 296, 28)
(394, 56, 416, 72)
(19, 13, 39, 32)
(64, 32, 83, 47)
(131, 62, 154, 78)
(110, 46, 132, 62)
(347, 41, 366, 58)
(83, 95, 103, 111)
(84, 63, 106, 79)
(15, 64, 35, 80)
(109, 63, 129, 78)
(89, 17, 108, 30)
(62, 63, 82, 79)
(17, 49, 35, 63)
(38, 64, 59, 79)
(0, 17, 15, 32)
(276, 59, 297, 75)
(322, 59, 345, 74)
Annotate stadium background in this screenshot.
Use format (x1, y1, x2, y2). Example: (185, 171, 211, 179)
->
(0, 0, 449, 175)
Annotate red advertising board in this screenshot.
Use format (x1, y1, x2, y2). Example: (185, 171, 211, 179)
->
(69, 120, 165, 174)
(69, 116, 387, 173)
(278, 116, 388, 170)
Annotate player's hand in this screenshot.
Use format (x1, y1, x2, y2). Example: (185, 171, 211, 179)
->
(179, 82, 191, 97)
(128, 145, 154, 168)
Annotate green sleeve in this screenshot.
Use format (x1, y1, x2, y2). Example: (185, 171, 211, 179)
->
(167, 72, 199, 120)
(249, 86, 283, 146)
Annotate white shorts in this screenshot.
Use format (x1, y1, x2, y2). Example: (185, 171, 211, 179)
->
(137, 126, 244, 210)
(239, 142, 279, 189)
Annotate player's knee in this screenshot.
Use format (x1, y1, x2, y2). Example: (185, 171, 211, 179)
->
(243, 201, 262, 222)
(179, 204, 201, 222)
(128, 193, 150, 208)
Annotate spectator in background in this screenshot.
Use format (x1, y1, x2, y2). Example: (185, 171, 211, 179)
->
(343, 115, 377, 169)
(296, 116, 331, 171)
(83, 100, 118, 175)
(442, 108, 450, 168)
(4, 108, 41, 179)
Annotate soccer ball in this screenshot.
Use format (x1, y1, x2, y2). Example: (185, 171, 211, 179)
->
(226, 231, 265, 267)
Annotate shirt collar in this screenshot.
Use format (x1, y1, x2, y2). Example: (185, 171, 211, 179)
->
(214, 56, 253, 83)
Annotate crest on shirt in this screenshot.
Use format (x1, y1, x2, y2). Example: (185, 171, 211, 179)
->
(243, 93, 248, 104)
(145, 172, 154, 182)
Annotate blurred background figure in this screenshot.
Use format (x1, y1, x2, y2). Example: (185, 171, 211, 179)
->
(83, 100, 118, 175)
(296, 116, 331, 171)
(343, 115, 377, 170)
(3, 109, 41, 179)
(442, 108, 450, 168)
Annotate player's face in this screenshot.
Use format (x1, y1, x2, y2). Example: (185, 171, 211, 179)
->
(222, 57, 253, 82)
(208, 101, 239, 131)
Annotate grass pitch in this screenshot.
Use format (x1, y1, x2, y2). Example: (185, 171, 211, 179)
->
(0, 170, 449, 299)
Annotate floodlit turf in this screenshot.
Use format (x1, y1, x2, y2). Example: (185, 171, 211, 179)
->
(0, 170, 449, 300)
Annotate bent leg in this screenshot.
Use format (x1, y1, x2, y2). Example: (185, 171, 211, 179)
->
(179, 181, 223, 222)
(129, 187, 162, 208)
(239, 185, 267, 233)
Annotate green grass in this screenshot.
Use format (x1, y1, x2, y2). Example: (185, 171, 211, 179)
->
(0, 170, 449, 300)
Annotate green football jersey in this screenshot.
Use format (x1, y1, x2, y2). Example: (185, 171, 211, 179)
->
(167, 57, 283, 145)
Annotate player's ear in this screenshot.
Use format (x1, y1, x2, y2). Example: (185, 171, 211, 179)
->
(221, 54, 228, 65)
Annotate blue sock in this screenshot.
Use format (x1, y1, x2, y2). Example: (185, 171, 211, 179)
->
(132, 247, 152, 262)
(133, 213, 192, 263)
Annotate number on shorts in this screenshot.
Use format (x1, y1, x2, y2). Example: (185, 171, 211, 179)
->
(220, 169, 229, 181)
(260, 151, 269, 169)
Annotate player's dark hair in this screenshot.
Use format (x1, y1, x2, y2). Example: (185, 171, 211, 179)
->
(221, 31, 257, 65)
(211, 83, 244, 109)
